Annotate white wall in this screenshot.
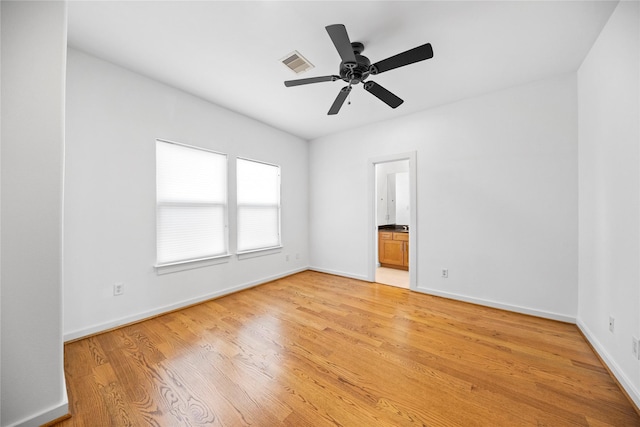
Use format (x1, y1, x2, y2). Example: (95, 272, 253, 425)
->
(395, 172, 410, 225)
(577, 0, 640, 407)
(1, 2, 68, 426)
(376, 160, 409, 226)
(310, 74, 578, 321)
(64, 49, 309, 340)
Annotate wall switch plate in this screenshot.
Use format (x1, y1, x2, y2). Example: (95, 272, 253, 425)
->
(114, 282, 124, 296)
(609, 316, 615, 333)
(441, 269, 448, 278)
(633, 337, 639, 360)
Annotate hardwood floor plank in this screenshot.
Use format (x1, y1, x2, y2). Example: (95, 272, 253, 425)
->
(57, 271, 640, 426)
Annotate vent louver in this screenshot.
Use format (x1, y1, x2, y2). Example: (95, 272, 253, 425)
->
(281, 50, 314, 74)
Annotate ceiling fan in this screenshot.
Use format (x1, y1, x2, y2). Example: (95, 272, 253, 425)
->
(284, 24, 434, 115)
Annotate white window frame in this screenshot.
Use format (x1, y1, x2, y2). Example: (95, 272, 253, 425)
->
(236, 157, 282, 256)
(155, 139, 230, 272)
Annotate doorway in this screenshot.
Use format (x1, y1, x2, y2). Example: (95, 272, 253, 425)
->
(368, 152, 417, 290)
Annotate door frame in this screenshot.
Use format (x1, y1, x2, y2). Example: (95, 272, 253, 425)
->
(367, 151, 417, 290)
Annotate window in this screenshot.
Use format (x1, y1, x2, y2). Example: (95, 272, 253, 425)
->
(236, 158, 281, 253)
(155, 140, 228, 266)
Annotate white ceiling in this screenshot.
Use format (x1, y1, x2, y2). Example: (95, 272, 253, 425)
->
(67, 1, 618, 140)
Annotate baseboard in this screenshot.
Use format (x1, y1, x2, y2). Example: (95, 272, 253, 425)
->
(7, 400, 68, 427)
(40, 413, 72, 427)
(63, 267, 308, 342)
(308, 266, 370, 282)
(413, 286, 576, 324)
(577, 319, 640, 411)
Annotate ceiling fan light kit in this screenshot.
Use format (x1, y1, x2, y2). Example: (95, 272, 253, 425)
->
(284, 24, 433, 115)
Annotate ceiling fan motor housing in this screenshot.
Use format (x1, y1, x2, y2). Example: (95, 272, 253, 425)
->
(339, 42, 371, 84)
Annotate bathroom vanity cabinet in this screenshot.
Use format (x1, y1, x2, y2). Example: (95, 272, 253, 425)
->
(378, 230, 409, 270)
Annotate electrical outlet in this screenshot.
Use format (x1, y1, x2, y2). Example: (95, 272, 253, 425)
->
(285, 254, 290, 262)
(113, 282, 124, 296)
(441, 269, 448, 278)
(609, 316, 615, 333)
(296, 253, 300, 260)
(633, 337, 639, 360)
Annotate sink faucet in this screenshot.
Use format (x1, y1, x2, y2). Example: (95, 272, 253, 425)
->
(403, 225, 408, 231)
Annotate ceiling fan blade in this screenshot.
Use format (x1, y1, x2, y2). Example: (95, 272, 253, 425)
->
(325, 24, 357, 67)
(284, 75, 340, 87)
(370, 43, 433, 75)
(284, 76, 340, 87)
(328, 86, 352, 115)
(363, 81, 404, 108)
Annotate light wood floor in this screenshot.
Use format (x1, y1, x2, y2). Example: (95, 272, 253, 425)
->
(376, 266, 410, 289)
(58, 271, 639, 426)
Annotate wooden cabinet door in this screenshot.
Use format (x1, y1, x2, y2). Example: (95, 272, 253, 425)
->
(380, 239, 405, 266)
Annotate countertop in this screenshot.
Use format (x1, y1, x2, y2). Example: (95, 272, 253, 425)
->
(378, 225, 409, 233)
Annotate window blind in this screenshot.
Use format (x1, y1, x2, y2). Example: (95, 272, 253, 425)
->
(236, 158, 281, 253)
(156, 140, 228, 265)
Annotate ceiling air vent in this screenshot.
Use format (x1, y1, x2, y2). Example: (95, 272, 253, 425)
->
(281, 50, 314, 75)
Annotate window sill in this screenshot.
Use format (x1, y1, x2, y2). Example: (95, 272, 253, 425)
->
(237, 246, 283, 260)
(155, 254, 232, 275)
